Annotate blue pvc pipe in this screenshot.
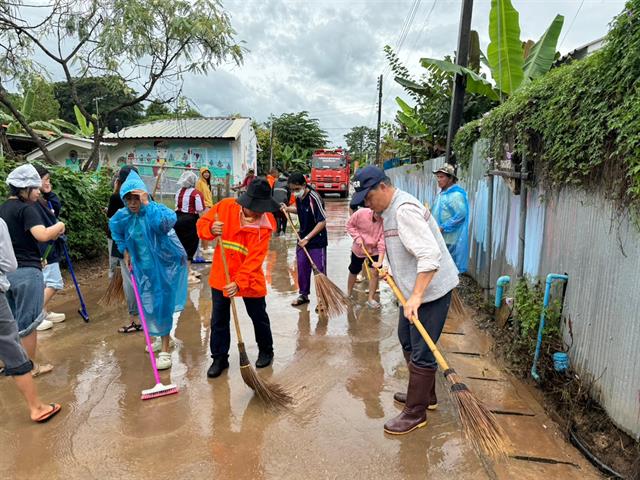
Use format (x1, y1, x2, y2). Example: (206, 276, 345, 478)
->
(495, 275, 511, 308)
(531, 273, 568, 381)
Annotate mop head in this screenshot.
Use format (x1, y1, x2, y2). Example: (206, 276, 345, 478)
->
(141, 382, 179, 400)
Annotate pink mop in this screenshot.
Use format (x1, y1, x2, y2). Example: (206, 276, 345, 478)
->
(129, 267, 178, 400)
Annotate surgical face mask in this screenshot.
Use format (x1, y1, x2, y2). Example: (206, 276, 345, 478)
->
(293, 188, 305, 199)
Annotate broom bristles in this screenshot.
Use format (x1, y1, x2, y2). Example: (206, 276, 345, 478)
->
(238, 343, 293, 410)
(313, 271, 351, 319)
(449, 288, 469, 321)
(99, 268, 125, 306)
(446, 371, 510, 459)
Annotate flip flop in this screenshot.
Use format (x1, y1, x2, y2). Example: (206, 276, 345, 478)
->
(31, 363, 54, 378)
(118, 322, 142, 334)
(34, 403, 61, 423)
(291, 296, 310, 307)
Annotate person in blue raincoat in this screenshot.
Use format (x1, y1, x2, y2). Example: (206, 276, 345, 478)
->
(431, 164, 469, 273)
(109, 171, 188, 370)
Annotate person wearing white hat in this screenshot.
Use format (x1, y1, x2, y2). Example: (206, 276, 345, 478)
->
(0, 164, 66, 377)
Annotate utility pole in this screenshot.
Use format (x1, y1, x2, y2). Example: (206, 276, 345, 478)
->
(375, 74, 383, 167)
(269, 115, 274, 172)
(445, 0, 474, 167)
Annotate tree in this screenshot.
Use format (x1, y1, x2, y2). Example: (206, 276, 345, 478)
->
(270, 112, 328, 152)
(254, 121, 281, 174)
(385, 46, 495, 162)
(0, 0, 243, 169)
(53, 76, 144, 130)
(137, 96, 202, 124)
(344, 126, 376, 164)
(21, 75, 60, 122)
(420, 0, 564, 101)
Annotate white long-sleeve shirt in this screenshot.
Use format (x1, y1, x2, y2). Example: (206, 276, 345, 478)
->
(0, 218, 18, 293)
(397, 203, 441, 273)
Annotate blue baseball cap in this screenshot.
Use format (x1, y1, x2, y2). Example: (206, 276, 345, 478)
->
(350, 165, 386, 207)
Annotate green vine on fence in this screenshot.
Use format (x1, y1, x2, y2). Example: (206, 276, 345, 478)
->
(454, 1, 640, 216)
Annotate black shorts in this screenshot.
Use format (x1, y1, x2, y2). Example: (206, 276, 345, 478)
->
(348, 252, 378, 275)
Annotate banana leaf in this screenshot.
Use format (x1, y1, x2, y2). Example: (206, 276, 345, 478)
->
(420, 57, 500, 101)
(523, 14, 564, 82)
(487, 0, 524, 96)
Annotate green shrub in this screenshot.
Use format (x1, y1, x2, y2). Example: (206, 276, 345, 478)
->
(0, 157, 112, 261)
(454, 1, 640, 217)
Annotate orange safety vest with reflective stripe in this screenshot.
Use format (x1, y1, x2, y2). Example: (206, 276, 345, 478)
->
(196, 198, 275, 297)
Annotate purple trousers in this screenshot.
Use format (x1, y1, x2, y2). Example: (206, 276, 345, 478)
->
(296, 246, 327, 296)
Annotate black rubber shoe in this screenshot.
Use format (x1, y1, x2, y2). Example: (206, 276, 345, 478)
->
(207, 358, 229, 378)
(255, 351, 274, 368)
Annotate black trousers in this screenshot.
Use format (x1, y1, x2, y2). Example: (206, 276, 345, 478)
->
(210, 288, 274, 359)
(398, 290, 452, 368)
(274, 210, 287, 233)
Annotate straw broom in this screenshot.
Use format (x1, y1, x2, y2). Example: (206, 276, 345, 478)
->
(362, 247, 509, 459)
(99, 267, 125, 306)
(282, 208, 350, 318)
(216, 236, 293, 409)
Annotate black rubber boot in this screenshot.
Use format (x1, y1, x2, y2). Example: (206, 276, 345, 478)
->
(207, 357, 229, 378)
(255, 351, 274, 368)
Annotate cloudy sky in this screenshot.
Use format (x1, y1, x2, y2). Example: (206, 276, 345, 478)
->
(183, 0, 627, 145)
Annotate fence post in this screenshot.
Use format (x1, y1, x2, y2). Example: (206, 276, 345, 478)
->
(225, 173, 230, 197)
(216, 183, 223, 203)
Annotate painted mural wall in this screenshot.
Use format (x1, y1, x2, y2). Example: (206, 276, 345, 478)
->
(110, 139, 235, 183)
(386, 145, 640, 439)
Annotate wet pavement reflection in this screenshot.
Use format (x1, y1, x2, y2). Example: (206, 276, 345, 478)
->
(0, 197, 598, 479)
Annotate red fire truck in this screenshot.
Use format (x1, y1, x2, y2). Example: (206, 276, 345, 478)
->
(309, 148, 351, 198)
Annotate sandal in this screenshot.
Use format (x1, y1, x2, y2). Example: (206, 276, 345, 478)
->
(31, 363, 54, 378)
(118, 322, 142, 334)
(34, 403, 61, 423)
(291, 295, 310, 307)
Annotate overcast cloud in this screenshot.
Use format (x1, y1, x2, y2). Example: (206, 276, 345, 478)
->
(185, 0, 627, 145)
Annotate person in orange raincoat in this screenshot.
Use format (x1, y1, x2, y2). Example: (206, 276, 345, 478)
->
(197, 178, 280, 378)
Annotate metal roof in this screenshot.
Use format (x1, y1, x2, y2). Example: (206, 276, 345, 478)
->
(105, 117, 251, 140)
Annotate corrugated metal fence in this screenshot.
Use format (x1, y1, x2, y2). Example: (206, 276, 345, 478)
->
(386, 144, 640, 439)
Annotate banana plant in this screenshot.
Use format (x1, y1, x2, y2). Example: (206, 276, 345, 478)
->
(395, 97, 428, 137)
(280, 145, 311, 173)
(420, 0, 564, 101)
(0, 90, 75, 139)
(73, 105, 94, 137)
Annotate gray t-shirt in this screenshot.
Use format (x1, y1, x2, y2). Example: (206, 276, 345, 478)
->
(0, 218, 18, 293)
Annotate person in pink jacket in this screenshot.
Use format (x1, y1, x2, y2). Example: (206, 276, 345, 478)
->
(346, 207, 385, 308)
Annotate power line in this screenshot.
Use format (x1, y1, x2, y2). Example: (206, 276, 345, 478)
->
(559, 0, 585, 49)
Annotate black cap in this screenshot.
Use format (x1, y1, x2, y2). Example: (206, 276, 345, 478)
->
(350, 165, 386, 207)
(236, 178, 281, 213)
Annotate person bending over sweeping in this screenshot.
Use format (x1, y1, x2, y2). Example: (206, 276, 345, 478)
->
(0, 217, 61, 423)
(281, 172, 328, 307)
(345, 207, 385, 309)
(109, 170, 188, 371)
(196, 178, 280, 378)
(34, 165, 66, 331)
(351, 166, 459, 435)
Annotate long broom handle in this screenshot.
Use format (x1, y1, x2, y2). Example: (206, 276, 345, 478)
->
(361, 247, 451, 372)
(281, 208, 318, 269)
(214, 216, 244, 344)
(151, 160, 166, 197)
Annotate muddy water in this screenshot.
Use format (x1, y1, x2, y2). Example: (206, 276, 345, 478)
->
(0, 199, 588, 479)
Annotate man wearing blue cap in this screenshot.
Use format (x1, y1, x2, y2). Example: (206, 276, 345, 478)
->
(351, 166, 459, 435)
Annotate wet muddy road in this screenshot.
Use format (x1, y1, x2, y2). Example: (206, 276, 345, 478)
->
(0, 199, 600, 479)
